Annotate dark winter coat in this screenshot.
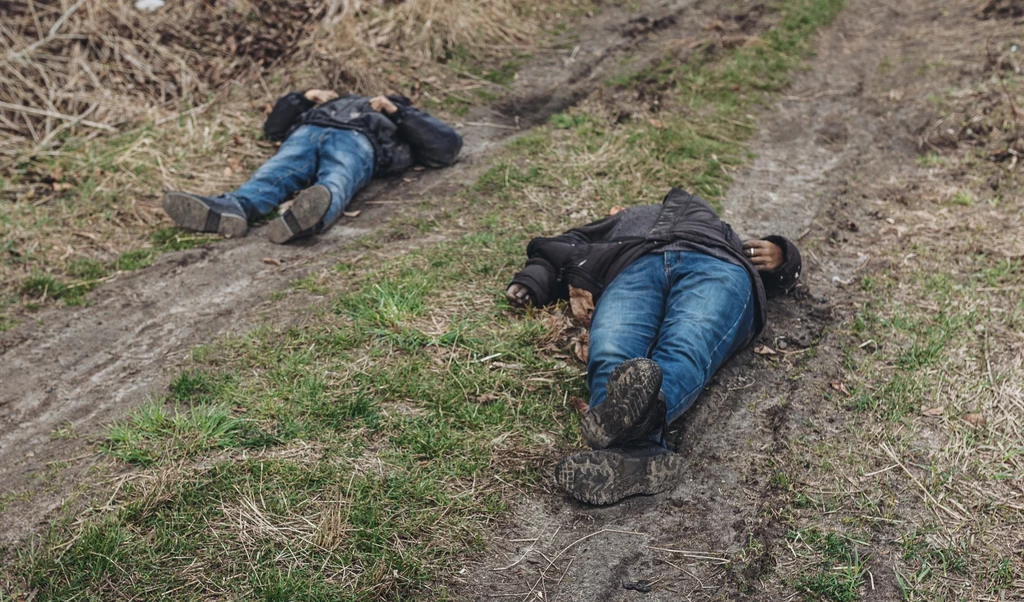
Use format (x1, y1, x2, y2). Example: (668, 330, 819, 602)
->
(263, 92, 463, 177)
(509, 188, 802, 340)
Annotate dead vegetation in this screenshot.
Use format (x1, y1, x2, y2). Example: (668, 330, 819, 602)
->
(975, 0, 1024, 20)
(921, 37, 1024, 166)
(784, 8, 1024, 597)
(803, 199, 1024, 598)
(3, 0, 1021, 599)
(0, 0, 533, 156)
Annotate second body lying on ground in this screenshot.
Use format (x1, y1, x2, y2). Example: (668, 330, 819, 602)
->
(507, 187, 802, 505)
(162, 89, 463, 244)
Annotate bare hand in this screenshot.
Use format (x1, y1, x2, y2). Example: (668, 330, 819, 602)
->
(370, 95, 399, 115)
(743, 239, 784, 271)
(506, 283, 534, 308)
(304, 89, 338, 104)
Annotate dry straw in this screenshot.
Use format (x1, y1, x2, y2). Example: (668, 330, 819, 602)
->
(1, 0, 532, 158)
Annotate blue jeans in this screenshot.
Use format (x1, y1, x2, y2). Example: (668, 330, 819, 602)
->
(224, 125, 375, 226)
(587, 251, 755, 426)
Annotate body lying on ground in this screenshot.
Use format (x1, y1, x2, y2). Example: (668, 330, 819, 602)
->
(507, 187, 802, 505)
(161, 89, 463, 244)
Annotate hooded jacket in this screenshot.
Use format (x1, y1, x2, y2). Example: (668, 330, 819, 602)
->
(509, 188, 802, 341)
(262, 92, 463, 177)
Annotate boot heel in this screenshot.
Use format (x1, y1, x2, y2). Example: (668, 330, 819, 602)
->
(267, 185, 332, 244)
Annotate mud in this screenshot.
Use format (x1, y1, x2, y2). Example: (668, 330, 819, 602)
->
(0, 0, 728, 548)
(498, 0, 715, 126)
(976, 0, 1024, 20)
(452, 0, 987, 599)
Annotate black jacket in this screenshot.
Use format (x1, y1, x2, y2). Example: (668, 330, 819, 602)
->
(263, 92, 463, 177)
(510, 188, 802, 340)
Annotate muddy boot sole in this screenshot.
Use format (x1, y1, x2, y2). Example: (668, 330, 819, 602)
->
(162, 192, 248, 239)
(555, 449, 684, 505)
(581, 358, 663, 449)
(266, 185, 331, 244)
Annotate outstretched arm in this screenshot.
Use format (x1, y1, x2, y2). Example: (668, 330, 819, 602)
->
(743, 236, 802, 296)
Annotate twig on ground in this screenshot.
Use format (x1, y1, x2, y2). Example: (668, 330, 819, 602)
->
(782, 88, 857, 101)
(0, 100, 116, 132)
(4, 0, 88, 62)
(880, 442, 963, 524)
(448, 67, 513, 89)
(647, 547, 730, 565)
(464, 121, 521, 130)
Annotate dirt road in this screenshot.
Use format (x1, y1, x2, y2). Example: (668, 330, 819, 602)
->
(5, 0, 1019, 598)
(0, 0, 709, 547)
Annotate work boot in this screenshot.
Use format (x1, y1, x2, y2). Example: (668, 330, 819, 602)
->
(162, 192, 248, 239)
(581, 358, 665, 449)
(266, 185, 332, 244)
(555, 441, 684, 505)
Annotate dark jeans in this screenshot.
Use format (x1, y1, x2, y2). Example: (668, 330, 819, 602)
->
(587, 251, 755, 425)
(224, 125, 374, 226)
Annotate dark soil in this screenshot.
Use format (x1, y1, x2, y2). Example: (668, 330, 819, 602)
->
(976, 0, 1024, 20)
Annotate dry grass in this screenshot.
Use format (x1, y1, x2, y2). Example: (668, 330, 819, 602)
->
(789, 194, 1024, 598)
(317, 0, 533, 68)
(871, 184, 1021, 588)
(1, 0, 533, 155)
(0, 0, 548, 325)
(777, 16, 1024, 596)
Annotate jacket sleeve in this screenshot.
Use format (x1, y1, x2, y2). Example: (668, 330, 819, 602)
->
(388, 100, 463, 167)
(758, 235, 802, 296)
(264, 92, 315, 141)
(510, 257, 563, 307)
(508, 226, 597, 306)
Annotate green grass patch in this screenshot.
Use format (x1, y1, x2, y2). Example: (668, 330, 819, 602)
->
(66, 258, 108, 281)
(19, 273, 89, 306)
(950, 190, 974, 206)
(901, 531, 968, 577)
(18, 239, 579, 599)
(150, 227, 218, 252)
(115, 248, 155, 271)
(790, 529, 867, 602)
(103, 401, 248, 466)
